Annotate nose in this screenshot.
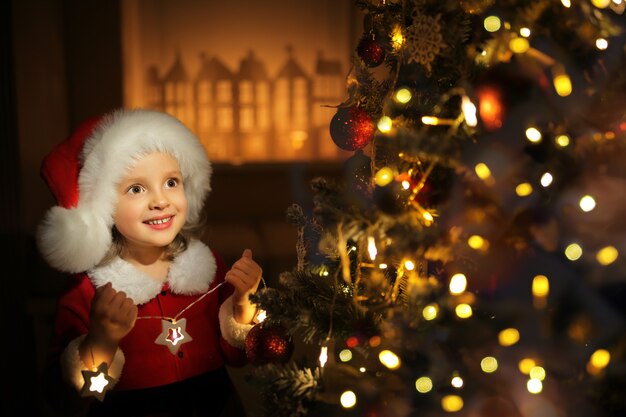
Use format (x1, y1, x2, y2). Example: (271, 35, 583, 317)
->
(149, 191, 170, 210)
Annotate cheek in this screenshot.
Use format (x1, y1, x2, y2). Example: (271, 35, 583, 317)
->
(113, 201, 140, 234)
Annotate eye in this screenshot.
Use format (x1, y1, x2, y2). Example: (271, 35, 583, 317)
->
(126, 184, 145, 195)
(165, 178, 180, 188)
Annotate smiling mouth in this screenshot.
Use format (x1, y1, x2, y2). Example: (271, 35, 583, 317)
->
(144, 216, 173, 225)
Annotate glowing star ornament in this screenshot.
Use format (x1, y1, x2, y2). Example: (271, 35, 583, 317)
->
(80, 362, 115, 401)
(155, 318, 192, 354)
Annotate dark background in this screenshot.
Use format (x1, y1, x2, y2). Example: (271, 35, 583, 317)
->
(1, 1, 345, 415)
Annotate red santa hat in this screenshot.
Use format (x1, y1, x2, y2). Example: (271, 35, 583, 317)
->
(36, 108, 212, 273)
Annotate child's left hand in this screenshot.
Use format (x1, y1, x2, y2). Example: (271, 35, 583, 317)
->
(225, 249, 262, 306)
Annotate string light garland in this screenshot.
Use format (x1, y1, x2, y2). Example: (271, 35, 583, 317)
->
(137, 282, 226, 354)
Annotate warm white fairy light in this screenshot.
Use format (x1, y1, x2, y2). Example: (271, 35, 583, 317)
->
(520, 27, 531, 37)
(319, 346, 328, 367)
(378, 116, 393, 133)
(256, 309, 267, 322)
(449, 273, 467, 294)
(404, 260, 415, 270)
(556, 134, 570, 147)
(565, 243, 583, 261)
(510, 37, 530, 53)
(592, 0, 611, 8)
(451, 375, 464, 388)
(375, 167, 394, 187)
(596, 246, 619, 265)
(561, 0, 571, 7)
(530, 366, 546, 381)
(474, 163, 492, 180)
(515, 183, 533, 197)
(415, 376, 433, 393)
(526, 127, 542, 142)
(379, 263, 388, 269)
(519, 358, 536, 374)
(498, 328, 520, 346)
(422, 303, 439, 320)
(359, 367, 366, 372)
(455, 303, 473, 319)
(339, 349, 353, 362)
(379, 350, 401, 370)
(484, 16, 501, 32)
(579, 195, 596, 212)
(553, 73, 572, 96)
(340, 391, 357, 408)
(88, 373, 110, 394)
(421, 116, 439, 125)
(527, 378, 543, 394)
(467, 235, 487, 250)
(367, 236, 377, 261)
(540, 172, 553, 187)
(462, 96, 478, 127)
(441, 395, 464, 412)
(532, 275, 549, 298)
(481, 356, 498, 373)
(395, 88, 412, 103)
(596, 38, 609, 50)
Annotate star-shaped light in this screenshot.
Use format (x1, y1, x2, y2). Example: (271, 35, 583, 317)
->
(155, 318, 193, 354)
(80, 362, 115, 401)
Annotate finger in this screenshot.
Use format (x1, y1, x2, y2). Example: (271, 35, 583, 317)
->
(110, 291, 129, 310)
(231, 259, 261, 277)
(242, 249, 252, 259)
(95, 282, 116, 304)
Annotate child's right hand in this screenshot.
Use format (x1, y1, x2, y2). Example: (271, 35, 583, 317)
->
(88, 282, 138, 346)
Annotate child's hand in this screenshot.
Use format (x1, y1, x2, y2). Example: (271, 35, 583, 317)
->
(225, 249, 262, 306)
(88, 282, 138, 347)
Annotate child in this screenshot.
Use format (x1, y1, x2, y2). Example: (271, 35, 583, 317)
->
(36, 108, 262, 416)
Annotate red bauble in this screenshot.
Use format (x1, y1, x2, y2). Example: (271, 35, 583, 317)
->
(245, 323, 294, 365)
(357, 35, 385, 67)
(329, 107, 375, 151)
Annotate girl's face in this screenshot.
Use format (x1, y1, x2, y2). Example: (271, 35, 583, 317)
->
(114, 152, 188, 255)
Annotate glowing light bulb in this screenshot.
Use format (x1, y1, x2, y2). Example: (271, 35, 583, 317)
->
(519, 358, 536, 374)
(565, 243, 583, 261)
(553, 73, 572, 97)
(527, 378, 543, 394)
(441, 395, 464, 412)
(256, 309, 267, 322)
(540, 172, 553, 187)
(379, 350, 401, 369)
(579, 195, 596, 212)
(561, 0, 571, 7)
(520, 27, 531, 37)
(422, 303, 439, 321)
(468, 235, 487, 250)
(455, 303, 473, 319)
(449, 273, 468, 294)
(462, 96, 478, 127)
(526, 127, 542, 142)
(556, 134, 570, 147)
(592, 0, 611, 8)
(395, 88, 412, 103)
(378, 116, 393, 133)
(510, 37, 530, 53)
(481, 356, 498, 373)
(375, 167, 394, 187)
(590, 349, 611, 369)
(415, 376, 433, 393)
(404, 260, 415, 271)
(484, 16, 501, 32)
(367, 236, 377, 261)
(339, 349, 352, 362)
(596, 246, 618, 265)
(319, 346, 328, 367)
(451, 375, 464, 388)
(596, 38, 608, 50)
(475, 163, 492, 180)
(498, 328, 520, 346)
(530, 366, 546, 381)
(532, 275, 549, 297)
(515, 183, 533, 197)
(340, 391, 357, 408)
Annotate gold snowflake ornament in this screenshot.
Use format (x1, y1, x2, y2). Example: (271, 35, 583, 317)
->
(405, 11, 447, 74)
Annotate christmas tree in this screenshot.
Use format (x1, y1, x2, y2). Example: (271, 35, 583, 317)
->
(246, 1, 626, 416)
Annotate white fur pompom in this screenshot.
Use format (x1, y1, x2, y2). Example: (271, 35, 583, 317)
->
(36, 205, 112, 273)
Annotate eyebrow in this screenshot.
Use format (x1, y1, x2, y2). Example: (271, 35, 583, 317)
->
(119, 171, 183, 186)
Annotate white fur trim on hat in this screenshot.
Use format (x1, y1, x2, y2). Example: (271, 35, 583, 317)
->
(60, 334, 125, 392)
(38, 109, 211, 273)
(218, 296, 255, 349)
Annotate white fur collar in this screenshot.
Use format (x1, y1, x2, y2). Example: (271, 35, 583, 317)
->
(88, 240, 216, 305)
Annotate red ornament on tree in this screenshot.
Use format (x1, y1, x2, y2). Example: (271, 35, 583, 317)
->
(245, 323, 294, 365)
(357, 35, 386, 67)
(329, 107, 375, 151)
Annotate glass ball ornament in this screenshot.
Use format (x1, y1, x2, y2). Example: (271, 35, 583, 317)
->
(329, 107, 375, 151)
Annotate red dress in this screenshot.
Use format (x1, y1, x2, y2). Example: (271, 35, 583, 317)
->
(45, 240, 252, 416)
